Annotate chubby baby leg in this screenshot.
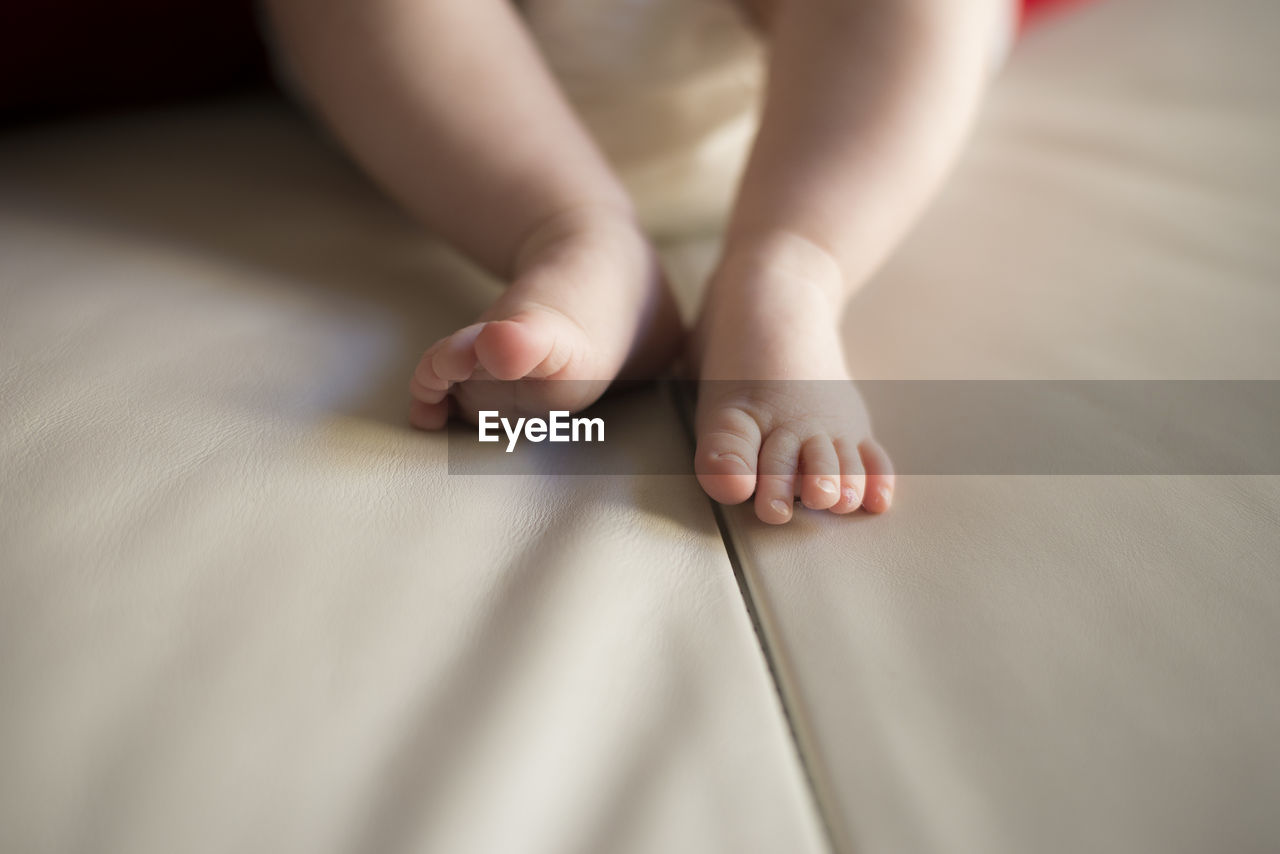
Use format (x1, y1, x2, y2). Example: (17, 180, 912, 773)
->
(693, 0, 1011, 521)
(265, 0, 681, 426)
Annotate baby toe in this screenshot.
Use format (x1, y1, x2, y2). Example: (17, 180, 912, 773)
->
(409, 373, 447, 405)
(695, 406, 762, 505)
(858, 438, 895, 513)
(754, 428, 803, 524)
(431, 323, 486, 382)
(799, 436, 842, 511)
(412, 343, 450, 393)
(409, 398, 450, 431)
(831, 437, 868, 514)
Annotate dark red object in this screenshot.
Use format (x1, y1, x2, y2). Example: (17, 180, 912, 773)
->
(0, 0, 269, 121)
(0, 0, 1096, 123)
(1020, 0, 1097, 28)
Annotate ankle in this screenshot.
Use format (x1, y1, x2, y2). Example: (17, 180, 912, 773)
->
(511, 200, 641, 277)
(712, 229, 847, 313)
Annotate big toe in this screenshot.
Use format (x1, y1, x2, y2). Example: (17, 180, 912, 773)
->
(695, 406, 762, 505)
(474, 310, 575, 381)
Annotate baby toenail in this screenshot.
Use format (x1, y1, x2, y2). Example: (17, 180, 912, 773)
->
(843, 487, 859, 506)
(878, 484, 893, 504)
(713, 451, 749, 469)
(817, 479, 838, 494)
(770, 499, 792, 519)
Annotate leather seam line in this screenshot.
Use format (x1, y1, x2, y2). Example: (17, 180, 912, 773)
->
(666, 377, 840, 854)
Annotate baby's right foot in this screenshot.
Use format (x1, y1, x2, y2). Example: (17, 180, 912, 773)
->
(690, 235, 895, 524)
(409, 205, 682, 427)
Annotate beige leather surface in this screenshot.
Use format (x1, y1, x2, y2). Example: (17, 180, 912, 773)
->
(3, 0, 1277, 849)
(0, 107, 825, 854)
(717, 0, 1280, 851)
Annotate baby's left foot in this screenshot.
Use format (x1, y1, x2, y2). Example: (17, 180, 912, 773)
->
(690, 237, 895, 524)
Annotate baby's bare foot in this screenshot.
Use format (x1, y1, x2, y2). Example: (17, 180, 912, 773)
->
(691, 236, 894, 524)
(408, 206, 682, 428)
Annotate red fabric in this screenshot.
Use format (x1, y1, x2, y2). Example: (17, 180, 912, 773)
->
(1020, 0, 1097, 28)
(1, 0, 1095, 123)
